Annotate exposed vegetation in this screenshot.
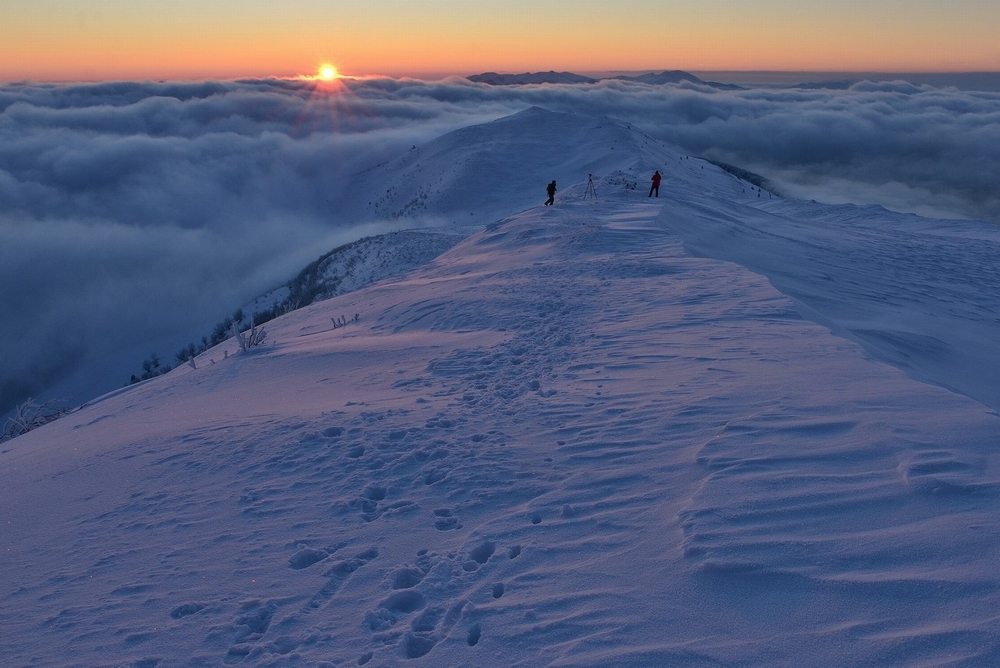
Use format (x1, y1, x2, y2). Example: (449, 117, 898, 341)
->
(2, 398, 72, 442)
(130, 353, 171, 385)
(708, 160, 773, 192)
(126, 230, 460, 386)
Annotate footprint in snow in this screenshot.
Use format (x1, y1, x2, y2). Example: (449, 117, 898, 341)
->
(305, 547, 380, 610)
(462, 541, 495, 572)
(353, 485, 417, 522)
(288, 546, 330, 570)
(390, 566, 427, 590)
(470, 541, 495, 564)
(433, 508, 462, 531)
(169, 602, 206, 619)
(224, 600, 277, 663)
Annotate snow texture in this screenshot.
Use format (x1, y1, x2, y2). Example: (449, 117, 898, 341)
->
(2, 108, 1000, 667)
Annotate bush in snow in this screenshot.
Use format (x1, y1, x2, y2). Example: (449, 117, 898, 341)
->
(175, 342, 200, 365)
(2, 398, 71, 442)
(129, 352, 172, 385)
(232, 318, 267, 352)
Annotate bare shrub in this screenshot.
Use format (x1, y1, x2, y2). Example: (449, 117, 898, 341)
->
(3, 398, 71, 442)
(232, 318, 267, 353)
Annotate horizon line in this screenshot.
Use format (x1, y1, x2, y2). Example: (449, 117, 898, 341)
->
(4, 68, 1000, 86)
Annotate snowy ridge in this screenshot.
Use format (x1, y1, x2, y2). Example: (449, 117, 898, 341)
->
(468, 71, 599, 85)
(10, 106, 691, 415)
(338, 106, 690, 228)
(467, 70, 741, 89)
(3, 108, 1000, 667)
(660, 190, 1000, 413)
(243, 229, 465, 320)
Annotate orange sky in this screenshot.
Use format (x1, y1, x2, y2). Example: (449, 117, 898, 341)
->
(2, 1, 998, 81)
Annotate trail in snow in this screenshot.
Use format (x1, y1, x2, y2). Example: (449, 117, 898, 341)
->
(3, 185, 999, 666)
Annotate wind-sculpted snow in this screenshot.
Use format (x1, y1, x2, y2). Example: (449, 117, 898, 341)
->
(3, 187, 1000, 665)
(659, 192, 1000, 413)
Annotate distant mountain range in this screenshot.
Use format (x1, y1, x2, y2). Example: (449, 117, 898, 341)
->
(467, 71, 599, 85)
(466, 71, 1000, 91)
(467, 70, 742, 89)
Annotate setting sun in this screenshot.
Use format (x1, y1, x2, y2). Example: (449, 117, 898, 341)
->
(319, 64, 337, 80)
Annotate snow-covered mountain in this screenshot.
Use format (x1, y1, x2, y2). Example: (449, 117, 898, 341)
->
(335, 106, 678, 228)
(610, 70, 742, 89)
(144, 107, 688, 387)
(468, 69, 741, 89)
(467, 71, 599, 85)
(235, 230, 467, 340)
(13, 107, 679, 416)
(4, 107, 1000, 667)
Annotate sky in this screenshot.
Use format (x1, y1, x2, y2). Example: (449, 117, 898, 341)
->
(2, 0, 999, 82)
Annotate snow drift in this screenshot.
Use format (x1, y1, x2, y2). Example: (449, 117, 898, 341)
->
(2, 108, 1000, 667)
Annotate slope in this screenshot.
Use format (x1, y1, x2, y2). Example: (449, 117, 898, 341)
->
(14, 107, 687, 421)
(3, 183, 999, 667)
(336, 106, 684, 228)
(659, 186, 1000, 413)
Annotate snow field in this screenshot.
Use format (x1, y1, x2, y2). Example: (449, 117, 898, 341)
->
(3, 182, 999, 666)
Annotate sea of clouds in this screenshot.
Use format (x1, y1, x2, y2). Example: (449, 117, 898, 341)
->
(2, 75, 999, 415)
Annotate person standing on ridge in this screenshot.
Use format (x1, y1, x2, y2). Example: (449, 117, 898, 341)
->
(649, 170, 661, 197)
(545, 180, 557, 205)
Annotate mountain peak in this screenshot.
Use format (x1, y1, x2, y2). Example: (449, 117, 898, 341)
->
(468, 71, 598, 85)
(467, 70, 741, 89)
(336, 107, 684, 228)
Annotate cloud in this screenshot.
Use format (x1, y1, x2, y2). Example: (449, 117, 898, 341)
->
(609, 81, 1000, 223)
(2, 76, 998, 414)
(350, 76, 1000, 223)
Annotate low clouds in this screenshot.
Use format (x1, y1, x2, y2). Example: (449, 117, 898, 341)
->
(357, 75, 1000, 222)
(650, 81, 1000, 222)
(2, 76, 998, 414)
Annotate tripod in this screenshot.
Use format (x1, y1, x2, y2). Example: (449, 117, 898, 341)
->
(584, 173, 598, 199)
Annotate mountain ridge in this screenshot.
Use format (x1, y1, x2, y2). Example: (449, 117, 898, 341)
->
(468, 69, 742, 89)
(5, 172, 1000, 665)
(19, 106, 702, 416)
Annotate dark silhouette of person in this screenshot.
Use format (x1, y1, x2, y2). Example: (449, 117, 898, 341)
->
(649, 170, 661, 197)
(545, 180, 556, 205)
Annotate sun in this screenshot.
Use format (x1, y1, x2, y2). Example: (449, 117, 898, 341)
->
(319, 64, 338, 81)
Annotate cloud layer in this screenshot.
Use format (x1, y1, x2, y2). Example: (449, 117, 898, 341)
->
(3, 76, 998, 414)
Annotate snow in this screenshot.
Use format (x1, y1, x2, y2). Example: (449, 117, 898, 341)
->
(661, 193, 1000, 413)
(3, 107, 1000, 667)
(243, 229, 465, 319)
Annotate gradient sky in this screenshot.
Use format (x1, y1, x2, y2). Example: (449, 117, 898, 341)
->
(2, 0, 999, 81)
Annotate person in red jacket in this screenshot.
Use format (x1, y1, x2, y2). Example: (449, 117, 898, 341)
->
(649, 170, 661, 197)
